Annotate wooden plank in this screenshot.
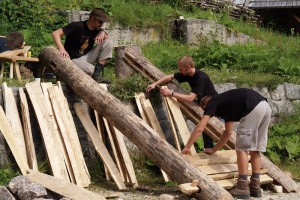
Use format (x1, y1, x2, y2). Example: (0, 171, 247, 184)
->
(26, 170, 106, 200)
(216, 174, 274, 189)
(113, 127, 139, 188)
(25, 82, 69, 180)
(19, 88, 38, 171)
(162, 95, 181, 151)
(0, 62, 4, 79)
(165, 96, 197, 155)
(2, 83, 28, 162)
(9, 62, 13, 78)
(74, 102, 126, 190)
(140, 98, 165, 139)
(134, 93, 150, 124)
(0, 106, 28, 174)
(209, 168, 269, 181)
(138, 96, 170, 182)
(183, 150, 241, 166)
(103, 115, 127, 182)
(55, 83, 91, 187)
(94, 110, 110, 181)
(14, 62, 21, 80)
(198, 163, 251, 175)
(48, 86, 82, 186)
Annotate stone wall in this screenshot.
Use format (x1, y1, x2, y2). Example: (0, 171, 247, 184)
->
(68, 11, 260, 46)
(214, 83, 300, 117)
(173, 18, 261, 45)
(68, 10, 161, 47)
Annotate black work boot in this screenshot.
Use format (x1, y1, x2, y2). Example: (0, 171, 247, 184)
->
(91, 63, 111, 84)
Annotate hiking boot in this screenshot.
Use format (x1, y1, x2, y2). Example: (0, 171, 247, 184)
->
(249, 178, 262, 197)
(91, 63, 111, 84)
(228, 179, 250, 199)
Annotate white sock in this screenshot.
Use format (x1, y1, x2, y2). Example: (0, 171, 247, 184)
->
(35, 78, 41, 83)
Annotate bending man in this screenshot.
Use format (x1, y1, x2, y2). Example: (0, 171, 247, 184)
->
(147, 55, 217, 149)
(182, 88, 271, 199)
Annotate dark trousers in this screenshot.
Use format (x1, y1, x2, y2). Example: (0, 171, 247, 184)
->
(203, 133, 214, 148)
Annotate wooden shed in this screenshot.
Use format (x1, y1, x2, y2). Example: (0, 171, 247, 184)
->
(249, 0, 300, 34)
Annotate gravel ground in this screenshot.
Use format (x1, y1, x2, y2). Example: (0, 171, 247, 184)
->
(90, 181, 300, 200)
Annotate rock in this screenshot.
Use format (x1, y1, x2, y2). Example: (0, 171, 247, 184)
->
(0, 186, 15, 200)
(17, 183, 47, 200)
(8, 175, 31, 194)
(159, 194, 175, 200)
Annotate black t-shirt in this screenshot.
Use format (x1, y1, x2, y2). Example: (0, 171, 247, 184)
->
(0, 37, 9, 53)
(204, 88, 267, 122)
(62, 21, 102, 59)
(174, 69, 218, 102)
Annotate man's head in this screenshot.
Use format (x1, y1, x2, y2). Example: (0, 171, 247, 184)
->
(90, 8, 110, 23)
(178, 55, 195, 76)
(200, 96, 212, 110)
(6, 32, 24, 50)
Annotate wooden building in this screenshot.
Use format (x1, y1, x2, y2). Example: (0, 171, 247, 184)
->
(249, 0, 300, 34)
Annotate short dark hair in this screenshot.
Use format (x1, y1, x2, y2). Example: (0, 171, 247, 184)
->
(6, 32, 24, 50)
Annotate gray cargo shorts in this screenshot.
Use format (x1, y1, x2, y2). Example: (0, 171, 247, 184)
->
(72, 39, 113, 75)
(236, 101, 271, 152)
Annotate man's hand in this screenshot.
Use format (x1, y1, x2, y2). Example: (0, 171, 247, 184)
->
(95, 31, 106, 44)
(181, 148, 191, 155)
(204, 148, 215, 154)
(160, 87, 172, 97)
(58, 48, 70, 58)
(146, 84, 156, 92)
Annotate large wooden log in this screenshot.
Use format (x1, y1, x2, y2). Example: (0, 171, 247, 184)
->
(38, 46, 233, 200)
(123, 46, 300, 193)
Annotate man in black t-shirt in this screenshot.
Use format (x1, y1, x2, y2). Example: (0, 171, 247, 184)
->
(182, 88, 271, 199)
(146, 55, 217, 149)
(52, 8, 113, 83)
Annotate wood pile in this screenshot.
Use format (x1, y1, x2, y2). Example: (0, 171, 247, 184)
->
(135, 92, 274, 190)
(0, 81, 138, 191)
(188, 0, 260, 23)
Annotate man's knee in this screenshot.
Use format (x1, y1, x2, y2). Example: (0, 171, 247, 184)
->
(103, 39, 113, 49)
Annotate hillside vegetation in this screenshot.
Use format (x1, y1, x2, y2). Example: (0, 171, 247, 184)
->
(0, 0, 299, 182)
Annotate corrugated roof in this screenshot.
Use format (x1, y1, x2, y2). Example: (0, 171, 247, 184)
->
(249, 0, 300, 8)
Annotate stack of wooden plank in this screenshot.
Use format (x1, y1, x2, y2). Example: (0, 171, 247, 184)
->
(183, 150, 273, 189)
(74, 84, 138, 190)
(135, 91, 273, 189)
(0, 81, 138, 190)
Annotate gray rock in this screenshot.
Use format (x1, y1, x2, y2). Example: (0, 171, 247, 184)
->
(0, 186, 15, 200)
(251, 86, 271, 99)
(272, 99, 294, 114)
(291, 100, 300, 108)
(214, 83, 236, 94)
(8, 176, 31, 194)
(284, 82, 300, 100)
(17, 183, 47, 200)
(271, 84, 285, 101)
